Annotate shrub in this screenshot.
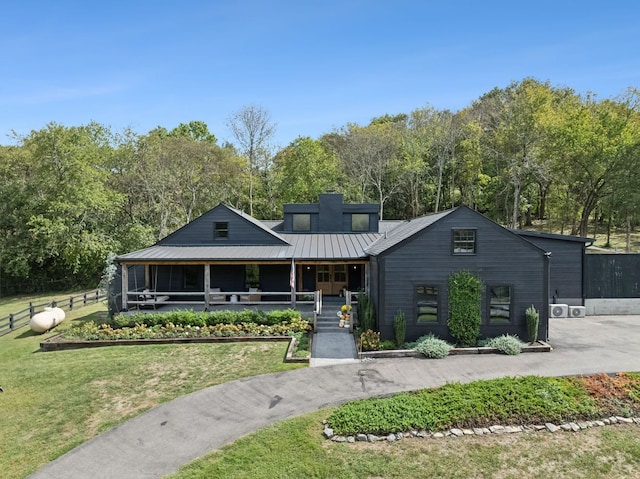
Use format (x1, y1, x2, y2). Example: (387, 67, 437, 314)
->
(356, 292, 376, 333)
(112, 309, 302, 329)
(265, 309, 299, 325)
(359, 329, 380, 351)
(447, 270, 482, 347)
(487, 334, 525, 355)
(413, 334, 453, 359)
(356, 290, 366, 326)
(327, 376, 599, 435)
(525, 304, 539, 344)
(67, 309, 310, 340)
(379, 340, 397, 350)
(393, 309, 406, 347)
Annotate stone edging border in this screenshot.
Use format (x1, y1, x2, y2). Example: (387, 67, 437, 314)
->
(323, 415, 640, 443)
(39, 334, 310, 363)
(358, 341, 552, 359)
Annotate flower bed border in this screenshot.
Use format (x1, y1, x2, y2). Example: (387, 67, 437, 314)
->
(359, 340, 552, 359)
(39, 334, 310, 363)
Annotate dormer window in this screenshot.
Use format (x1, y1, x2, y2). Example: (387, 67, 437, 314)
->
(453, 229, 476, 254)
(351, 213, 369, 232)
(292, 214, 311, 231)
(214, 222, 229, 239)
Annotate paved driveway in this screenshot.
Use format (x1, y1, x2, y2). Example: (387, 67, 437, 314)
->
(30, 315, 640, 479)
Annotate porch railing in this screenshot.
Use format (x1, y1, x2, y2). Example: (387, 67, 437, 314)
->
(125, 290, 320, 310)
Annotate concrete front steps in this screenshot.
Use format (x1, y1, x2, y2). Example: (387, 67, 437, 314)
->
(311, 297, 358, 366)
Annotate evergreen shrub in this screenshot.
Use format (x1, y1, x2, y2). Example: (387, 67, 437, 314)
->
(393, 309, 406, 347)
(525, 304, 539, 344)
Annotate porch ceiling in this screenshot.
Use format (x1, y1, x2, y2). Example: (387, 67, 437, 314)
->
(117, 233, 382, 263)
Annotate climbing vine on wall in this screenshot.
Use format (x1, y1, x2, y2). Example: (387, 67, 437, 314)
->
(447, 270, 483, 347)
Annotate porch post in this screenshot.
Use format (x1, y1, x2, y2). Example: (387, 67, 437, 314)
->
(364, 263, 370, 294)
(144, 264, 151, 289)
(290, 257, 296, 308)
(121, 263, 129, 311)
(204, 264, 210, 310)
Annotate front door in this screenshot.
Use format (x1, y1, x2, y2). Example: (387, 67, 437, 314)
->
(316, 265, 348, 295)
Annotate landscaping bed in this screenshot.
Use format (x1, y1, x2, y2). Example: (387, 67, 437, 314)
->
(40, 308, 312, 362)
(359, 340, 552, 359)
(325, 373, 640, 438)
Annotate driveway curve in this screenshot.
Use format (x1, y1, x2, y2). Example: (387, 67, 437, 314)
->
(30, 315, 640, 479)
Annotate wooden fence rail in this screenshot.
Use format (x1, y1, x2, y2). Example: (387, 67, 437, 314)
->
(0, 289, 107, 336)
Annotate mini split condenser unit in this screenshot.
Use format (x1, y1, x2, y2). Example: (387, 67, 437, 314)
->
(549, 304, 568, 318)
(568, 306, 586, 318)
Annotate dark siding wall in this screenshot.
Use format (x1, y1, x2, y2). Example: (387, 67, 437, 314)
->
(283, 212, 320, 232)
(368, 257, 381, 330)
(521, 236, 584, 304)
(376, 208, 547, 343)
(586, 254, 640, 298)
(283, 194, 379, 233)
(341, 213, 380, 233)
(319, 194, 343, 231)
(159, 206, 285, 246)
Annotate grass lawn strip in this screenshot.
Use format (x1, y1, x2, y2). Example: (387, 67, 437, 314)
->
(0, 304, 304, 479)
(169, 411, 640, 479)
(3, 293, 640, 478)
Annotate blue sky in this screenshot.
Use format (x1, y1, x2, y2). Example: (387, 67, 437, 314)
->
(2, 1, 639, 148)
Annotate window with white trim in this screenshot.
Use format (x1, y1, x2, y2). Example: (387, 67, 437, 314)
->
(452, 229, 476, 254)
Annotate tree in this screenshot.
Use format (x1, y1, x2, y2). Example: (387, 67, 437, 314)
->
(169, 121, 217, 143)
(226, 105, 277, 216)
(407, 106, 464, 212)
(545, 90, 640, 236)
(109, 124, 244, 240)
(0, 122, 123, 289)
(271, 137, 342, 208)
(472, 79, 555, 227)
(331, 122, 405, 219)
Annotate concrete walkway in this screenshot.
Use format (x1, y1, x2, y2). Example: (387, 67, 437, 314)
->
(310, 297, 358, 367)
(30, 315, 640, 479)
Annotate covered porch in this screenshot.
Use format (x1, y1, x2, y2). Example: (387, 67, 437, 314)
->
(119, 260, 367, 312)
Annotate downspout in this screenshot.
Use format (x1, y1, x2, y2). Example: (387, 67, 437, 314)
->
(544, 252, 551, 341)
(582, 240, 593, 306)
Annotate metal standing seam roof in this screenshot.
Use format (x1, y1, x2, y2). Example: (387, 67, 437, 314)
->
(117, 233, 382, 262)
(365, 209, 455, 255)
(511, 229, 595, 244)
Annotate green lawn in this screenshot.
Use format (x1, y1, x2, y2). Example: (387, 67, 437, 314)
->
(0, 303, 305, 479)
(170, 411, 640, 479)
(4, 293, 640, 479)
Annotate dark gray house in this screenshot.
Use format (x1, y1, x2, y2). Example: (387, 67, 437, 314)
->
(114, 193, 591, 343)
